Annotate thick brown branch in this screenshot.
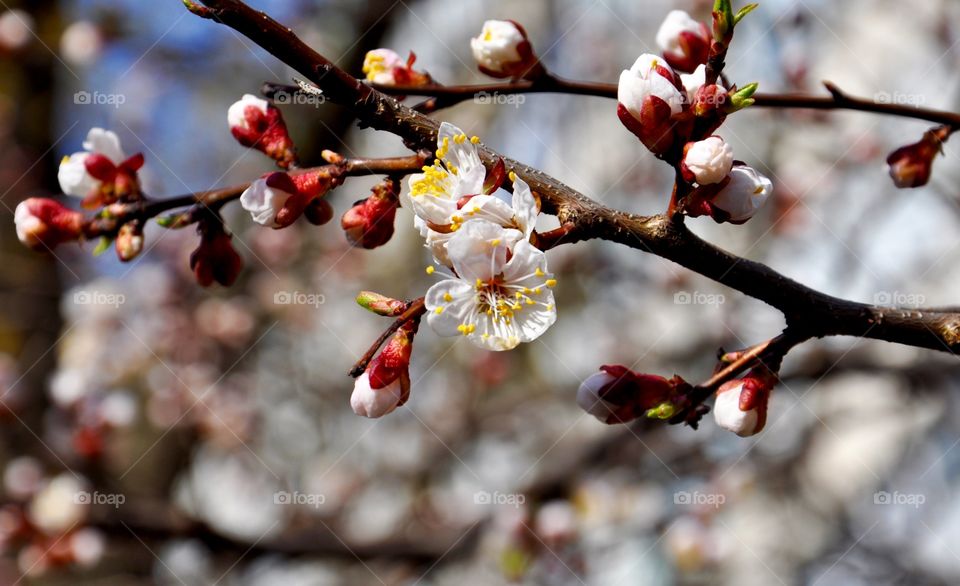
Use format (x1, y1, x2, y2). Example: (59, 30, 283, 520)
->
(192, 0, 960, 359)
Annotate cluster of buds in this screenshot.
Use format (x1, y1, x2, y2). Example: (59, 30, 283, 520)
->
(228, 94, 298, 168)
(471, 20, 544, 80)
(189, 214, 243, 287)
(683, 163, 773, 224)
(240, 168, 338, 229)
(351, 314, 418, 418)
(712, 368, 776, 437)
(886, 125, 951, 189)
(341, 177, 400, 249)
(14, 198, 85, 251)
(576, 365, 689, 424)
(58, 128, 144, 209)
(362, 49, 431, 87)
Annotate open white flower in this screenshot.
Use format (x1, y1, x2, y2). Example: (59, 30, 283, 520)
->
(684, 136, 734, 185)
(350, 372, 404, 418)
(711, 165, 773, 222)
(470, 20, 528, 76)
(425, 220, 556, 351)
(240, 174, 293, 228)
(713, 383, 759, 437)
(362, 49, 405, 85)
(406, 123, 539, 265)
(618, 54, 684, 118)
(57, 128, 125, 198)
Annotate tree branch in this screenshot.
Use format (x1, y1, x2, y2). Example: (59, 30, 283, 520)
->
(192, 0, 960, 361)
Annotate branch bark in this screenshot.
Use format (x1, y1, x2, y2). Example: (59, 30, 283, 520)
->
(191, 0, 960, 359)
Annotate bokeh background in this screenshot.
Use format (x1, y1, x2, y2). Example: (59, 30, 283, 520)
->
(1, 0, 960, 584)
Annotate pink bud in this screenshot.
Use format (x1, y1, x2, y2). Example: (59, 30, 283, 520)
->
(115, 222, 143, 262)
(886, 126, 949, 189)
(228, 94, 297, 168)
(14, 198, 84, 251)
(656, 10, 711, 73)
(470, 20, 543, 80)
(190, 223, 243, 287)
(341, 178, 400, 249)
(713, 372, 775, 437)
(576, 365, 679, 424)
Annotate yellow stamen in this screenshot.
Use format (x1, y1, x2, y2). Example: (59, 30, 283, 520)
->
(426, 266, 435, 274)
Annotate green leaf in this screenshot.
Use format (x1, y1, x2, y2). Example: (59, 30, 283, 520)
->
(92, 237, 112, 257)
(727, 82, 759, 112)
(734, 3, 760, 25)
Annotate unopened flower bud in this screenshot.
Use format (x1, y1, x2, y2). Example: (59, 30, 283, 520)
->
(227, 94, 297, 168)
(362, 49, 431, 86)
(617, 54, 686, 155)
(351, 322, 416, 418)
(304, 198, 334, 226)
(682, 136, 733, 185)
(577, 365, 680, 425)
(58, 128, 144, 208)
(357, 291, 407, 317)
(114, 221, 144, 262)
(886, 126, 950, 189)
(189, 220, 243, 287)
(471, 20, 543, 80)
(713, 372, 774, 437)
(656, 10, 711, 73)
(14, 198, 84, 251)
(341, 178, 400, 249)
(686, 165, 772, 224)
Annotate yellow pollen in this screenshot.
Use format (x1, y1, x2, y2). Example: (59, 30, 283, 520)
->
(515, 292, 523, 299)
(526, 298, 535, 305)
(535, 268, 545, 277)
(508, 171, 517, 182)
(443, 293, 453, 302)
(470, 136, 480, 144)
(754, 186, 764, 194)
(512, 303, 522, 311)
(457, 324, 476, 335)
(61, 155, 71, 165)
(545, 279, 557, 288)
(435, 307, 444, 314)
(534, 287, 542, 295)
(490, 239, 501, 247)
(476, 278, 483, 288)
(426, 266, 435, 274)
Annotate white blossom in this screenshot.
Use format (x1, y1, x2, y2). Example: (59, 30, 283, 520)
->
(362, 49, 405, 84)
(240, 176, 293, 228)
(711, 166, 773, 222)
(618, 54, 684, 118)
(470, 20, 527, 75)
(656, 10, 703, 55)
(57, 128, 125, 198)
(684, 137, 734, 185)
(425, 220, 556, 351)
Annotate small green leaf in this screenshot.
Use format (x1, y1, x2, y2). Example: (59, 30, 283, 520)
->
(92, 236, 112, 257)
(727, 82, 759, 112)
(734, 3, 760, 25)
(646, 402, 676, 420)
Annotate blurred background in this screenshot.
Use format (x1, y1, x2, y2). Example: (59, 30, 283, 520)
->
(1, 0, 960, 584)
